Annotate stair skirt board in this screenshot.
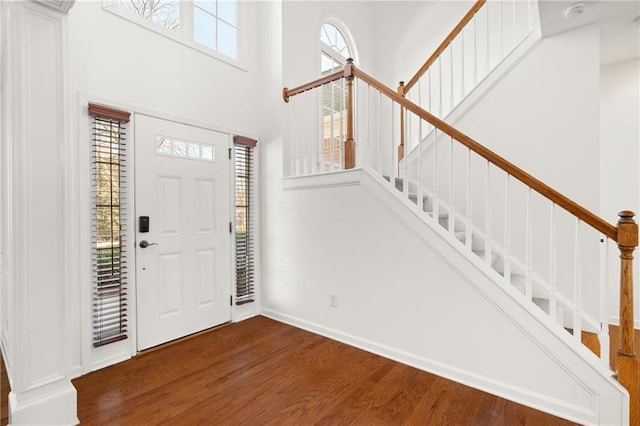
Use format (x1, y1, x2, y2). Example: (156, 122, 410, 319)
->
(278, 169, 627, 425)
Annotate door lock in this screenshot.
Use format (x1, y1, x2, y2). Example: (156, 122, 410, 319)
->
(139, 240, 159, 248)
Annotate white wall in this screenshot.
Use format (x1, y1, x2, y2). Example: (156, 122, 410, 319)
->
(67, 1, 266, 374)
(261, 170, 627, 425)
(456, 24, 601, 212)
(282, 1, 376, 89)
(600, 58, 640, 232)
(600, 58, 640, 325)
(371, 1, 473, 89)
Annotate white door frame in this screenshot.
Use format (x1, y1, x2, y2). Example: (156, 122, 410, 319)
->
(78, 94, 244, 374)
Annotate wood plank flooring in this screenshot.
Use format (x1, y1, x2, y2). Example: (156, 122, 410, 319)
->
(70, 316, 575, 425)
(4, 317, 638, 424)
(1, 354, 7, 426)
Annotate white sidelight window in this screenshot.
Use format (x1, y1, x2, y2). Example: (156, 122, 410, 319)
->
(89, 103, 131, 347)
(234, 136, 257, 305)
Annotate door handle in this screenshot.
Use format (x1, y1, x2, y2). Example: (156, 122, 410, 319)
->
(139, 240, 159, 248)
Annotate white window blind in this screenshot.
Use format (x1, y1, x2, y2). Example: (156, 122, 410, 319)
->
(89, 103, 131, 347)
(234, 136, 257, 305)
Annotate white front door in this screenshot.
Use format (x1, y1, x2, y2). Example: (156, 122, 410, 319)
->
(135, 114, 231, 351)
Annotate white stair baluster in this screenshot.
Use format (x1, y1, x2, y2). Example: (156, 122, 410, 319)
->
(512, 0, 517, 50)
(450, 43, 454, 112)
(473, 14, 478, 86)
(433, 128, 440, 221)
(438, 56, 443, 118)
(377, 90, 382, 173)
(428, 69, 433, 134)
(340, 78, 346, 169)
(549, 203, 558, 322)
(498, 0, 503, 57)
(285, 99, 290, 177)
(314, 89, 324, 173)
(304, 90, 315, 174)
(329, 81, 335, 172)
(484, 159, 491, 264)
(391, 100, 396, 181)
(418, 76, 423, 137)
(486, 2, 491, 74)
(465, 147, 472, 249)
(448, 136, 455, 234)
(403, 108, 409, 198)
(503, 174, 511, 284)
(418, 117, 424, 210)
(365, 83, 370, 171)
(525, 187, 533, 300)
(573, 219, 582, 342)
(295, 97, 300, 175)
(599, 236, 610, 367)
(461, 29, 465, 98)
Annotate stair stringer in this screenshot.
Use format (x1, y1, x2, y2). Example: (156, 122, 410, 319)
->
(265, 168, 627, 425)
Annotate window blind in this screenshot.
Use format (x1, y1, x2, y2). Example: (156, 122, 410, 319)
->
(89, 103, 130, 347)
(234, 136, 257, 305)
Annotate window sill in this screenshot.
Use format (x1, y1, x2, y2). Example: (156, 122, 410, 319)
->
(103, 2, 248, 72)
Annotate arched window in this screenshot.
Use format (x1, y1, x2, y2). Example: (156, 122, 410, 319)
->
(320, 22, 353, 169)
(320, 23, 352, 74)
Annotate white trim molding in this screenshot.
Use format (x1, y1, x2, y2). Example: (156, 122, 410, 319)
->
(2, 1, 78, 423)
(34, 0, 76, 14)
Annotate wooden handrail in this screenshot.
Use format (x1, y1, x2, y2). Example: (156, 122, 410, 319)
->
(353, 65, 618, 241)
(404, 0, 486, 93)
(283, 70, 345, 102)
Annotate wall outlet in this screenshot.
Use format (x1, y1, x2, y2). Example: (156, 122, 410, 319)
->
(329, 292, 338, 307)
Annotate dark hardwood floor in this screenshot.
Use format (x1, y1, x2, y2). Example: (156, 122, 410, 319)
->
(1, 354, 7, 426)
(5, 317, 638, 424)
(70, 316, 576, 425)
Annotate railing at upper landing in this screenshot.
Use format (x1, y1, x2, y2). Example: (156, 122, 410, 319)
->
(397, 0, 541, 161)
(283, 59, 638, 425)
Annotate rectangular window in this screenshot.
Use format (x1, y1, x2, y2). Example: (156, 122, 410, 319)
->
(110, 0, 238, 60)
(234, 136, 257, 305)
(119, 0, 179, 31)
(89, 103, 130, 347)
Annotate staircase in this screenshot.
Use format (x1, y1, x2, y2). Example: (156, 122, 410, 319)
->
(386, 175, 561, 322)
(281, 1, 638, 424)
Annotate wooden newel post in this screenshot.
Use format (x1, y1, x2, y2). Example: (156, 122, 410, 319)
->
(344, 58, 356, 169)
(617, 210, 639, 426)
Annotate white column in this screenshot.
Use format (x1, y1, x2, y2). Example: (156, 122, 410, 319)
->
(1, 1, 78, 424)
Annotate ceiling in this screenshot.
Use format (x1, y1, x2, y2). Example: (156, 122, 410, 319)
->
(538, 0, 640, 65)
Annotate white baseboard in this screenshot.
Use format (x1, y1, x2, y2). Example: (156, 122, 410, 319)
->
(9, 383, 78, 425)
(233, 311, 259, 323)
(71, 364, 83, 380)
(261, 308, 596, 425)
